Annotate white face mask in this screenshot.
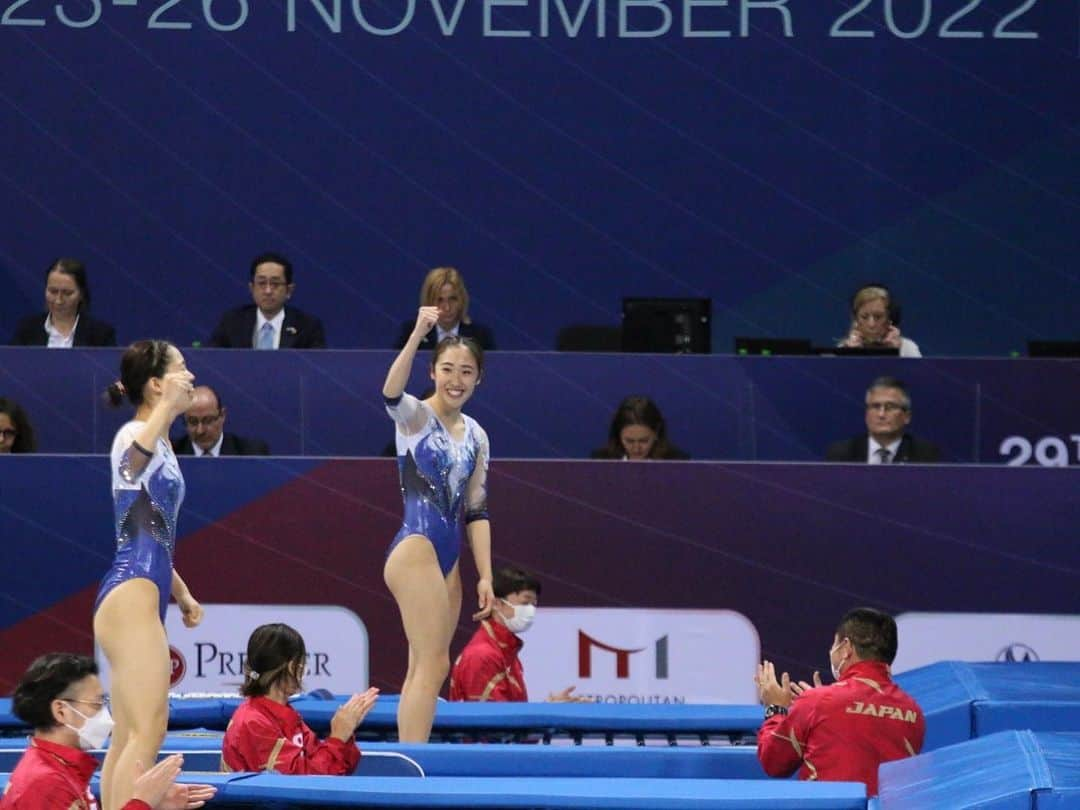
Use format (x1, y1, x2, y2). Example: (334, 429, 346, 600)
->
(829, 639, 846, 681)
(64, 703, 114, 751)
(501, 600, 536, 634)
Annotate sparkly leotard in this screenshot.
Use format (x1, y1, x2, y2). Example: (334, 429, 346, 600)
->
(386, 393, 489, 575)
(94, 421, 185, 622)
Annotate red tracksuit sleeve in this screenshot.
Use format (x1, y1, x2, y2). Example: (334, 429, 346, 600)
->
(223, 707, 359, 775)
(757, 698, 814, 778)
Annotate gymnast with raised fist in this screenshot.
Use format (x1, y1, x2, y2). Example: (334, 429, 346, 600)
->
(95, 340, 205, 810)
(382, 305, 495, 743)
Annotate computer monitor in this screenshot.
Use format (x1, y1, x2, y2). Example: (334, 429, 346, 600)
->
(734, 337, 813, 356)
(621, 298, 711, 354)
(1028, 340, 1080, 358)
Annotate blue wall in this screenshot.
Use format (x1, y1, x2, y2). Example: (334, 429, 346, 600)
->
(1, 348, 1077, 462)
(0, 1, 1076, 354)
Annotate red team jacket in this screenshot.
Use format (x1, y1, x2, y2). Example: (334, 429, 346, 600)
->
(0, 738, 150, 810)
(757, 660, 925, 796)
(221, 696, 360, 775)
(449, 620, 527, 702)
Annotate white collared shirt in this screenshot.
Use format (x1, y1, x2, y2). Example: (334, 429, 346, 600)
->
(192, 433, 225, 458)
(254, 309, 285, 350)
(436, 322, 460, 343)
(44, 314, 79, 348)
(868, 437, 902, 464)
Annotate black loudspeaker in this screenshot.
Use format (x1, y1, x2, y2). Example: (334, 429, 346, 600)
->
(621, 298, 711, 354)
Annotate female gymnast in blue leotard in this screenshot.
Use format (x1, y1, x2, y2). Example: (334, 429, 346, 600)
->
(95, 340, 204, 810)
(382, 305, 494, 743)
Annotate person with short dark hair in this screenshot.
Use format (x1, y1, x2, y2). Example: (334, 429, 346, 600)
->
(221, 623, 378, 774)
(450, 565, 585, 703)
(171, 386, 269, 456)
(826, 377, 941, 463)
(395, 267, 495, 350)
(3, 652, 215, 809)
(207, 252, 326, 348)
(754, 608, 925, 796)
(0, 397, 36, 453)
(591, 395, 688, 460)
(9, 258, 117, 347)
(96, 341, 205, 810)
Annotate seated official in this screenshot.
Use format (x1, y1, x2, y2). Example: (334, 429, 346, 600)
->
(3, 652, 214, 810)
(9, 258, 116, 348)
(222, 623, 379, 774)
(826, 376, 941, 463)
(754, 608, 925, 796)
(395, 267, 495, 350)
(171, 385, 269, 456)
(450, 565, 585, 703)
(591, 395, 689, 460)
(208, 252, 326, 349)
(0, 397, 36, 453)
(838, 284, 921, 357)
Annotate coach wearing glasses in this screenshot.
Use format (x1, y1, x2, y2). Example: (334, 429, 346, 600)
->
(172, 385, 269, 457)
(207, 252, 327, 349)
(825, 377, 941, 464)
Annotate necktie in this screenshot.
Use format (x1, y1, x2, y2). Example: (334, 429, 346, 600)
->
(876, 447, 892, 464)
(257, 322, 274, 350)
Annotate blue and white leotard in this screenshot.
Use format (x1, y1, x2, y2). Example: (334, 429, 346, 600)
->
(386, 393, 489, 575)
(94, 421, 185, 622)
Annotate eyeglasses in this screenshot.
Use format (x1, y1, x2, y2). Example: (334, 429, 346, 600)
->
(62, 696, 109, 710)
(252, 278, 287, 290)
(0, 429, 16, 440)
(866, 402, 908, 413)
(185, 413, 222, 428)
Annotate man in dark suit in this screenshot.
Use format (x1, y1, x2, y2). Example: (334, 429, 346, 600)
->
(207, 252, 326, 349)
(826, 376, 941, 464)
(172, 385, 269, 457)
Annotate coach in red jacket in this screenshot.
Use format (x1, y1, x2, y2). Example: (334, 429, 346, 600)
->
(754, 607, 925, 796)
(1, 653, 213, 810)
(222, 623, 379, 775)
(450, 566, 584, 703)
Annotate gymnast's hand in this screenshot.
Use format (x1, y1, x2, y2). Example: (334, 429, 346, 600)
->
(330, 687, 380, 741)
(412, 306, 439, 339)
(472, 577, 495, 621)
(177, 593, 203, 628)
(161, 370, 196, 417)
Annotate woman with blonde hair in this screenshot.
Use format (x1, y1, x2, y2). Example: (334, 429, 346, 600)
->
(839, 285, 921, 357)
(395, 267, 496, 350)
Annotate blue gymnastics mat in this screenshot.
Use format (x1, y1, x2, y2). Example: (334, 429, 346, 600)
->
(897, 662, 1080, 751)
(1, 773, 865, 809)
(872, 730, 1080, 809)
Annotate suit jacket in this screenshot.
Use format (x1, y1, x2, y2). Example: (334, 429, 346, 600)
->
(172, 432, 270, 456)
(825, 433, 942, 464)
(208, 305, 326, 349)
(9, 312, 117, 347)
(395, 320, 496, 351)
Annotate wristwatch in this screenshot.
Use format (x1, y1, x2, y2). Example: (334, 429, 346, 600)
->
(764, 704, 789, 719)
